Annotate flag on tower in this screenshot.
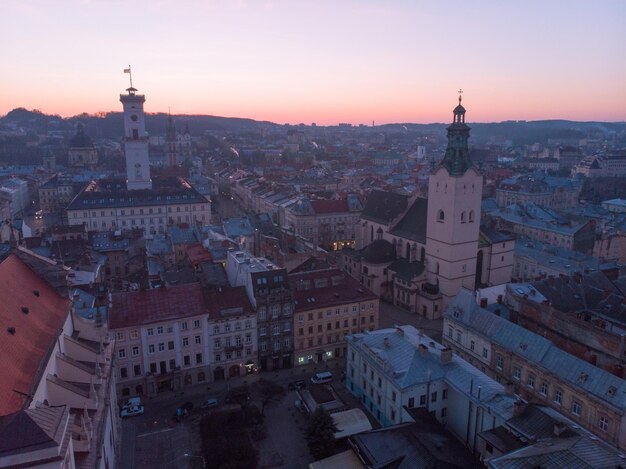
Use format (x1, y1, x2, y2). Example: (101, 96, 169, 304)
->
(124, 68, 131, 73)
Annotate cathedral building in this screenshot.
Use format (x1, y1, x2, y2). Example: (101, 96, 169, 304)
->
(343, 96, 514, 316)
(66, 80, 210, 234)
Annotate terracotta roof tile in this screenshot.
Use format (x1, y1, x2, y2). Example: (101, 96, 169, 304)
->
(310, 199, 349, 214)
(0, 255, 71, 416)
(108, 283, 207, 329)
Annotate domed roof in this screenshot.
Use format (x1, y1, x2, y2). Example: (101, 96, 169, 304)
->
(362, 239, 396, 264)
(453, 103, 466, 114)
(70, 124, 94, 148)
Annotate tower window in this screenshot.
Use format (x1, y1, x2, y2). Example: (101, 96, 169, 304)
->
(461, 211, 466, 223)
(469, 210, 475, 223)
(437, 210, 445, 222)
(132, 129, 139, 139)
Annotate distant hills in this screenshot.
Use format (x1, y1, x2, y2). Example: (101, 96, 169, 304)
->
(1, 107, 624, 146)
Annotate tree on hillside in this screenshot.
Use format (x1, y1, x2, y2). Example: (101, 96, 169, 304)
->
(306, 406, 338, 460)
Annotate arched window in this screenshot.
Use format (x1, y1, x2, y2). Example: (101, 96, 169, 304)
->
(469, 210, 475, 223)
(437, 210, 445, 222)
(376, 227, 383, 240)
(370, 225, 374, 242)
(461, 211, 466, 223)
(420, 246, 426, 262)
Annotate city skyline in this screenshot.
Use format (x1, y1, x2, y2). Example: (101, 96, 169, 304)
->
(1, 0, 625, 125)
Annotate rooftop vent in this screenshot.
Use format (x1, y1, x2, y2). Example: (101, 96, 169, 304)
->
(21, 307, 29, 314)
(7, 327, 16, 335)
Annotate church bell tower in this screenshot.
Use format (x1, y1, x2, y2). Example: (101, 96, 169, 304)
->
(425, 92, 483, 307)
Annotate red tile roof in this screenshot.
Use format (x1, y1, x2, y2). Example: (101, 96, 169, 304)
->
(205, 286, 254, 319)
(310, 199, 349, 214)
(186, 243, 213, 265)
(108, 283, 207, 329)
(289, 269, 377, 312)
(0, 254, 71, 416)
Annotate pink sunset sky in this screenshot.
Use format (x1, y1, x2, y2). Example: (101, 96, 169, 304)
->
(1, 0, 625, 125)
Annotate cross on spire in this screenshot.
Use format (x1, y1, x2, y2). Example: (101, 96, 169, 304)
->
(458, 88, 463, 104)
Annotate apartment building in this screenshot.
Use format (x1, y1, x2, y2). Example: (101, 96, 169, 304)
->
(226, 250, 294, 371)
(506, 275, 626, 375)
(443, 288, 626, 450)
(284, 195, 363, 250)
(207, 288, 257, 379)
(108, 283, 255, 397)
(109, 283, 209, 396)
(345, 325, 515, 452)
(495, 174, 582, 209)
(289, 269, 379, 365)
(0, 252, 119, 469)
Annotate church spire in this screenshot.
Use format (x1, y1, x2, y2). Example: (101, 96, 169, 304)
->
(439, 92, 472, 176)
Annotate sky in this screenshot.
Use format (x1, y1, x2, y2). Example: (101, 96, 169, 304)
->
(1, 0, 625, 125)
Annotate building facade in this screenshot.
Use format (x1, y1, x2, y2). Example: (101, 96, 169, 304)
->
(289, 268, 379, 365)
(345, 325, 514, 452)
(285, 195, 363, 250)
(226, 250, 294, 371)
(443, 288, 626, 450)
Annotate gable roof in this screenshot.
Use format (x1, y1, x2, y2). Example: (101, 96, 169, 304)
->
(389, 197, 428, 243)
(0, 254, 71, 415)
(361, 190, 408, 225)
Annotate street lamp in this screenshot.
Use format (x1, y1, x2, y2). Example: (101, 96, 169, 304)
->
(183, 453, 206, 469)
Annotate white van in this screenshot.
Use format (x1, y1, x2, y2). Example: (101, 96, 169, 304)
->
(310, 371, 333, 385)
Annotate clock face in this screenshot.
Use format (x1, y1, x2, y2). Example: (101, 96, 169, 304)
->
(130, 114, 138, 122)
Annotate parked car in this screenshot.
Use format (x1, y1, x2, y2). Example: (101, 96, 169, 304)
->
(288, 380, 307, 391)
(310, 371, 333, 385)
(201, 398, 218, 408)
(120, 405, 144, 418)
(121, 397, 142, 409)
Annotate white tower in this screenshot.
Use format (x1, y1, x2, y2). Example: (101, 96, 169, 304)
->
(425, 92, 482, 307)
(120, 68, 152, 190)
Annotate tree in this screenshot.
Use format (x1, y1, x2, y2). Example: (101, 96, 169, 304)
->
(306, 407, 338, 460)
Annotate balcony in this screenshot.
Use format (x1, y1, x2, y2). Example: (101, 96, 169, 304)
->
(224, 343, 244, 352)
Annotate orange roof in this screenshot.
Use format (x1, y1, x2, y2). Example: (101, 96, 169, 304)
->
(0, 254, 71, 416)
(186, 243, 213, 265)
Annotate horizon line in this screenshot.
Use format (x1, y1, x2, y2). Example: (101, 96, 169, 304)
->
(3, 107, 626, 127)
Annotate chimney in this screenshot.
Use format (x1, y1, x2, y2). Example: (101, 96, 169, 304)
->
(480, 298, 488, 308)
(497, 295, 503, 304)
(553, 422, 568, 437)
(440, 346, 452, 363)
(383, 337, 390, 349)
(512, 399, 527, 417)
